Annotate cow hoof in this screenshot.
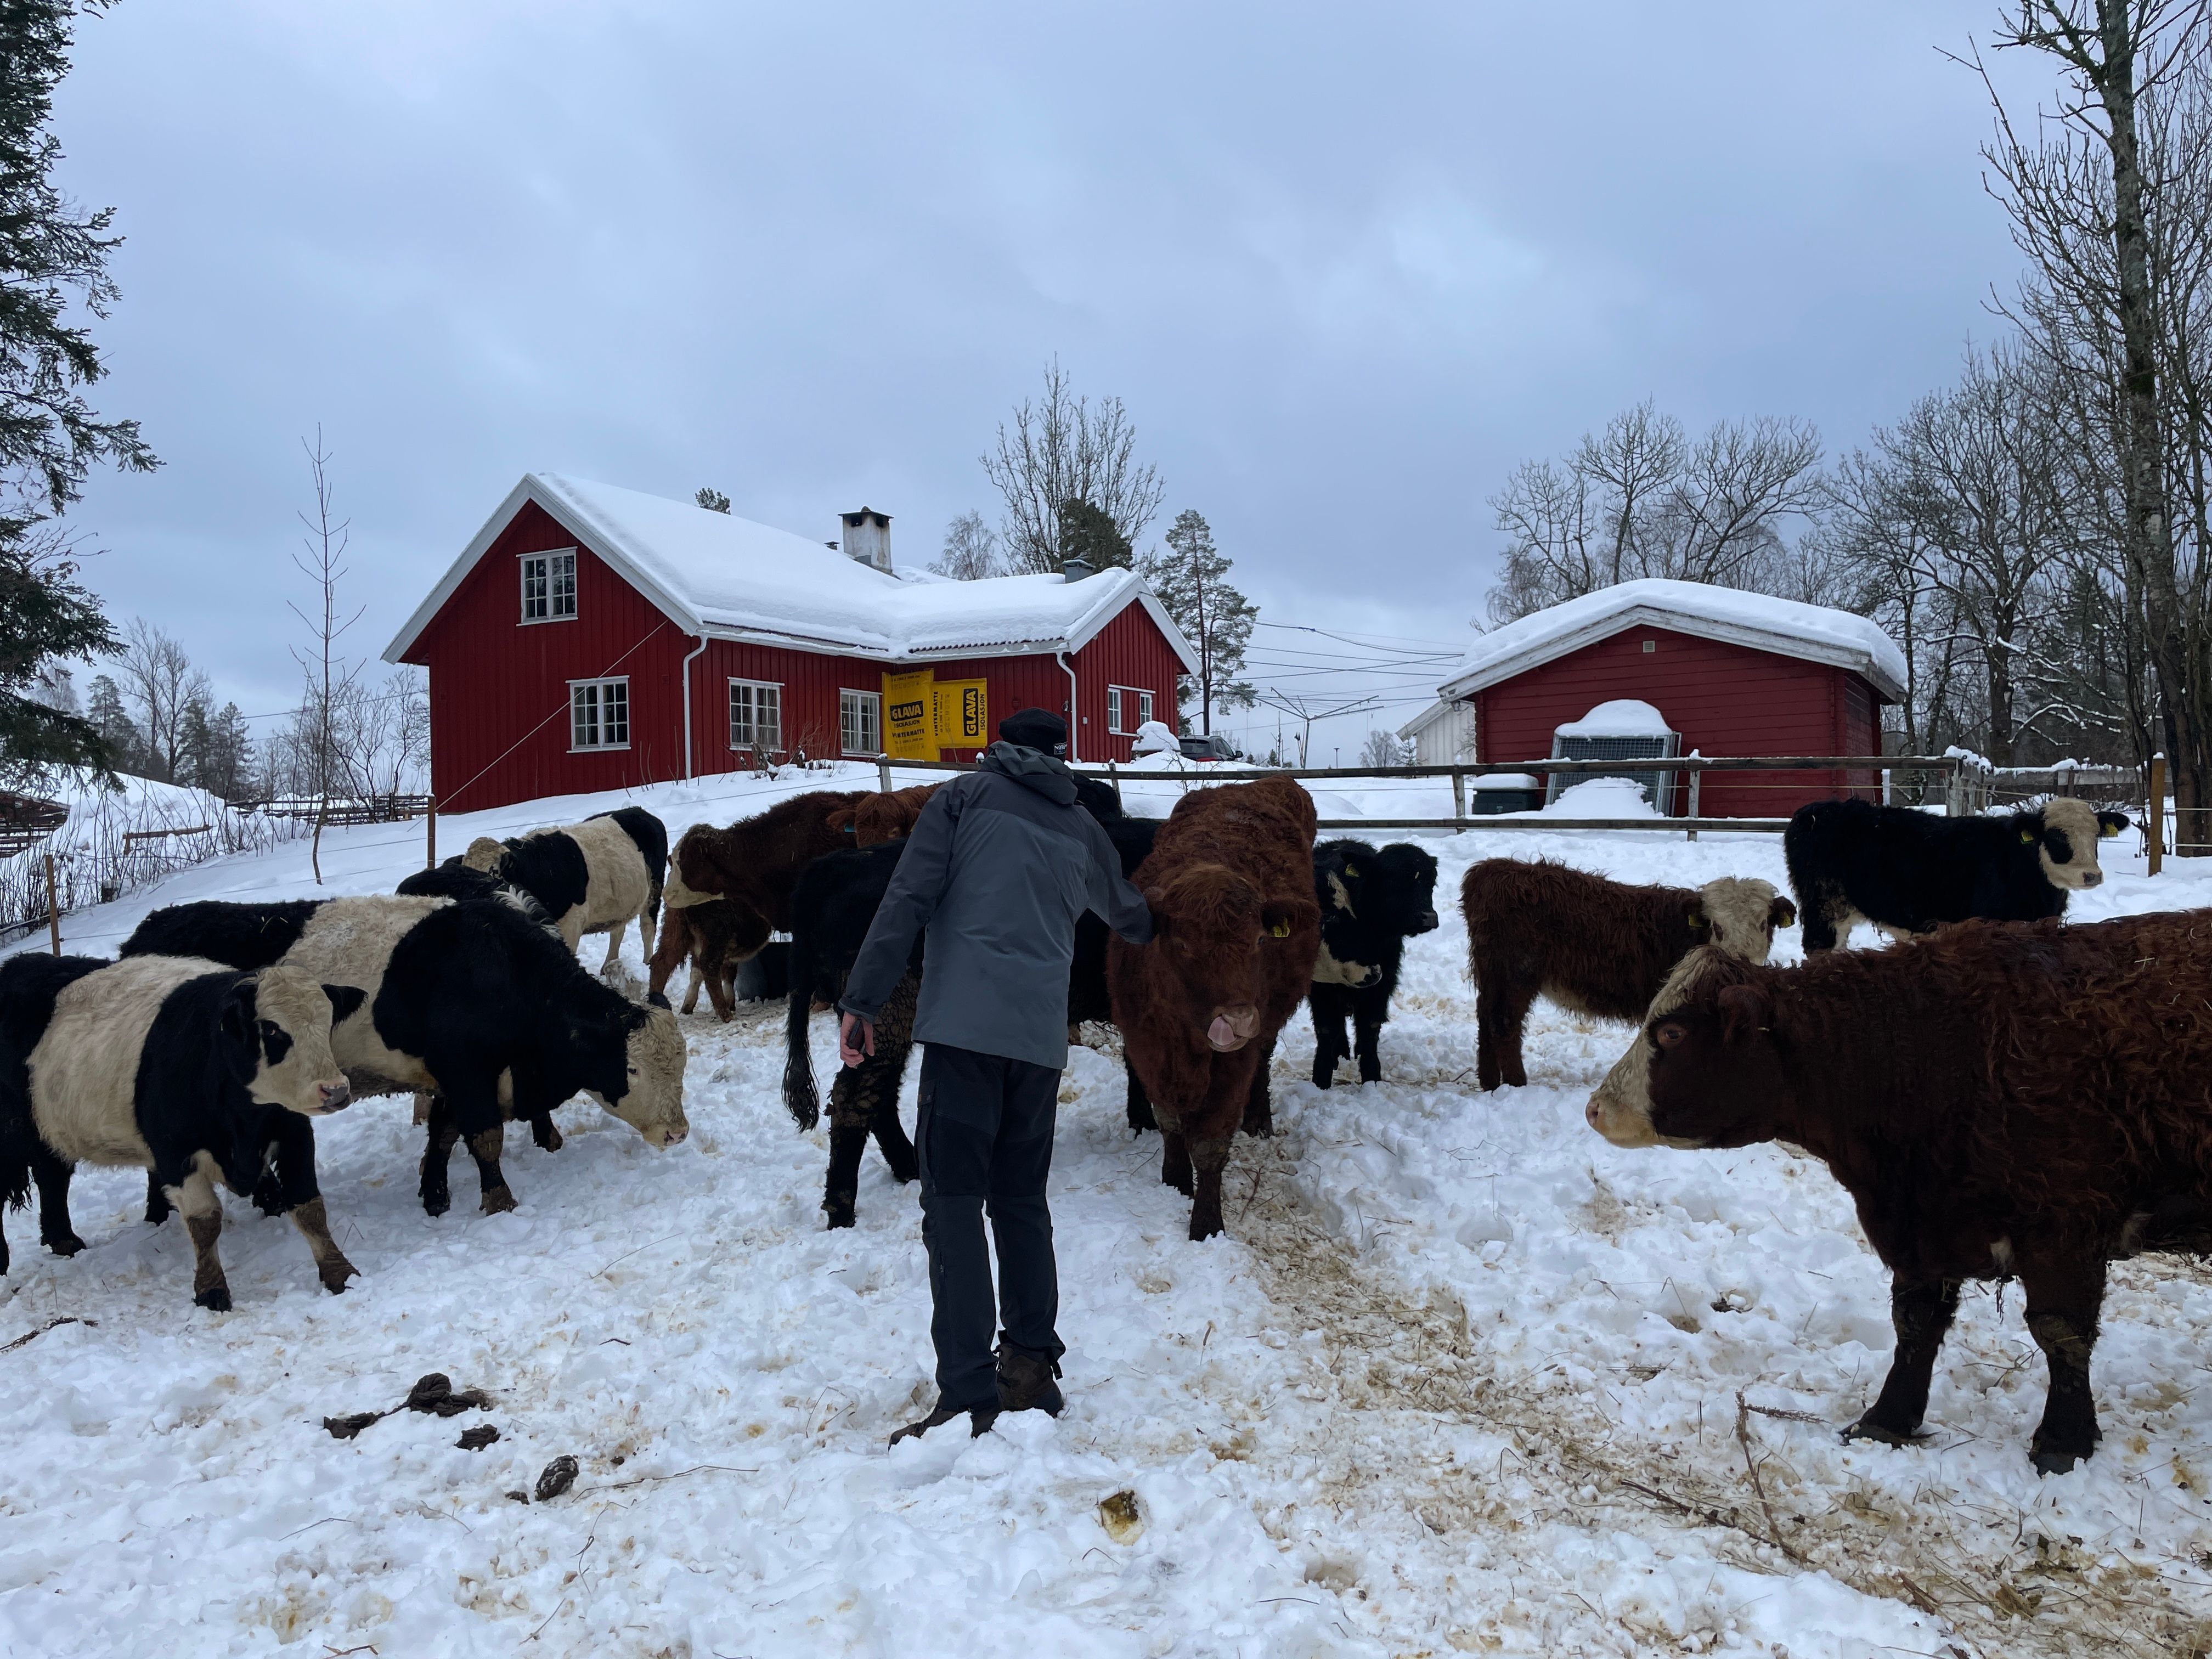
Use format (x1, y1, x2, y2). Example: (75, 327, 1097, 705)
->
(1311, 1072, 1332, 1091)
(195, 1285, 233, 1313)
(45, 1233, 86, 1258)
(822, 1191, 857, 1229)
(479, 1187, 518, 1216)
(2032, 1448, 2083, 1476)
(421, 1189, 451, 1218)
(1188, 1215, 1224, 1243)
(534, 1124, 565, 1153)
(320, 1260, 359, 1295)
(1840, 1415, 1924, 1448)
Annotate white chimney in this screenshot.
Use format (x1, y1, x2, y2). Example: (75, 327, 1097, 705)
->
(840, 507, 891, 573)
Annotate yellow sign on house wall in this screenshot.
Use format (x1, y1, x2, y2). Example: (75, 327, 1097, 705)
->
(883, 669, 938, 760)
(933, 678, 989, 750)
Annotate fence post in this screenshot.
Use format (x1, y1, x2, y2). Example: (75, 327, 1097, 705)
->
(2149, 754, 2166, 877)
(1685, 769, 1700, 842)
(43, 852, 59, 956)
(1451, 769, 1465, 823)
(877, 754, 893, 794)
(1108, 760, 1123, 813)
(425, 797, 437, 870)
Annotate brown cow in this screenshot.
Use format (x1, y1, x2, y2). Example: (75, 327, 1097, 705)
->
(824, 784, 941, 848)
(1461, 860, 1794, 1091)
(644, 791, 865, 1011)
(1587, 909, 2212, 1475)
(1109, 774, 1319, 1240)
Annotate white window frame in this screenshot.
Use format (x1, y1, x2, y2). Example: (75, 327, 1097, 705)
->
(520, 548, 579, 625)
(569, 676, 630, 751)
(728, 678, 783, 753)
(839, 688, 882, 757)
(1107, 685, 1154, 735)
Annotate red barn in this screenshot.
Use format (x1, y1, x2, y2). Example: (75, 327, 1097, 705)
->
(1433, 579, 1906, 818)
(383, 474, 1197, 814)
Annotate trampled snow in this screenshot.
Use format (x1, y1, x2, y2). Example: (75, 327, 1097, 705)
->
(1438, 578, 1910, 703)
(0, 765, 2207, 1656)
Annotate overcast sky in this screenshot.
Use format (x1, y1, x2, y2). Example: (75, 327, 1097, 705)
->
(49, 1, 2062, 758)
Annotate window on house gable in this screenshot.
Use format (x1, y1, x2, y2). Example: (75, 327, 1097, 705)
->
(571, 677, 629, 749)
(730, 679, 783, 752)
(522, 550, 578, 623)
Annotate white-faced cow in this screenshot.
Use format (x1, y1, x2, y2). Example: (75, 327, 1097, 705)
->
(120, 894, 688, 1215)
(0, 952, 357, 1308)
(1785, 796, 2129, 952)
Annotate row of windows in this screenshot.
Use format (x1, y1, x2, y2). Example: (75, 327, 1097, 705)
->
(569, 676, 887, 756)
(569, 678, 1164, 753)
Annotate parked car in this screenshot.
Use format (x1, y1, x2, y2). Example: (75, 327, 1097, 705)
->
(1178, 733, 1243, 761)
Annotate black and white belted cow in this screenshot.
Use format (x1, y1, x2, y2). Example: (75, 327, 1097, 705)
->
(456, 806, 668, 972)
(0, 951, 358, 1308)
(121, 893, 689, 1216)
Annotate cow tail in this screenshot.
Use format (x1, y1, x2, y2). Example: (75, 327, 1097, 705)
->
(782, 937, 821, 1133)
(0, 1113, 35, 1212)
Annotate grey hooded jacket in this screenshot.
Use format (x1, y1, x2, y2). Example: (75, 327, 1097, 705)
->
(838, 743, 1154, 1069)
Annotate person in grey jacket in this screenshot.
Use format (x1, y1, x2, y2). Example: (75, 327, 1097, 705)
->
(838, 707, 1154, 1445)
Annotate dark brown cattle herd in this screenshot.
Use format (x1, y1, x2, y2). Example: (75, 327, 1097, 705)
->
(0, 771, 2192, 1476)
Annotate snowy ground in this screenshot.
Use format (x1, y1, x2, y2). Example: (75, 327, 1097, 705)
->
(2, 765, 2210, 1656)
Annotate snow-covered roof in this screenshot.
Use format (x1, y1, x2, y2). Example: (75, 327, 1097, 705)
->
(385, 473, 1199, 672)
(1436, 579, 1906, 704)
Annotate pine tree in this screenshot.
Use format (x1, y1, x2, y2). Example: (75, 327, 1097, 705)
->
(1056, 497, 1133, 572)
(82, 668, 136, 772)
(0, 3, 158, 786)
(1137, 509, 1257, 736)
(695, 487, 730, 514)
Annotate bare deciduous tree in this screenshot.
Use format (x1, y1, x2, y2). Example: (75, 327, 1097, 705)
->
(1980, 0, 2212, 836)
(112, 617, 207, 783)
(290, 430, 363, 884)
(931, 509, 1003, 579)
(982, 359, 1164, 574)
(1486, 407, 1824, 624)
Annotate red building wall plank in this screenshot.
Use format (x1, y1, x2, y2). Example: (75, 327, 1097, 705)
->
(1472, 625, 1884, 818)
(405, 500, 1186, 810)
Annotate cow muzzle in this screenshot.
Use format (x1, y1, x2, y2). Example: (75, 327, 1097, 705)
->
(1207, 1004, 1260, 1052)
(1412, 910, 1440, 934)
(314, 1078, 352, 1114)
(2080, 870, 2103, 888)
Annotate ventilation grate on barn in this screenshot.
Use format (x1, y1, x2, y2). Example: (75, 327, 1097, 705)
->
(1544, 730, 1682, 813)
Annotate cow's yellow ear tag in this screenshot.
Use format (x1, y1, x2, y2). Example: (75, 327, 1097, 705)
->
(1269, 919, 1291, 938)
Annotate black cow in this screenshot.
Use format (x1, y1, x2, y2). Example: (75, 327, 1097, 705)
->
(1786, 796, 2130, 952)
(121, 894, 689, 1215)
(0, 952, 358, 1308)
(459, 806, 668, 972)
(1306, 838, 1440, 1089)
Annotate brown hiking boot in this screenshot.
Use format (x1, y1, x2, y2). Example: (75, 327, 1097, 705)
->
(997, 1348, 1065, 1417)
(888, 1400, 998, 1447)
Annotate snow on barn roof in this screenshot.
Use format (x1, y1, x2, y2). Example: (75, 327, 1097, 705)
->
(383, 473, 1199, 671)
(1436, 578, 1907, 704)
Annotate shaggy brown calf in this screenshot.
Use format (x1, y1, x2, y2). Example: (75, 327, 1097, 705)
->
(1109, 774, 1319, 1240)
(644, 791, 864, 1008)
(825, 784, 940, 848)
(1587, 909, 2212, 1475)
(1461, 860, 1794, 1091)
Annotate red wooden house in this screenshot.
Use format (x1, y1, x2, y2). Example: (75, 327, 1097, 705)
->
(383, 474, 1197, 813)
(1432, 579, 1906, 818)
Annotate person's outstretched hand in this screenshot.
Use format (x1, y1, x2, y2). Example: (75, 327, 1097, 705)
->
(839, 1012, 876, 1068)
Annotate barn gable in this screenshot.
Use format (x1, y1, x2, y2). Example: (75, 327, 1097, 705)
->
(1438, 578, 1905, 704)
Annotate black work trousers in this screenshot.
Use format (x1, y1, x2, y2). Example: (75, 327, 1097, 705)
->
(915, 1042, 1065, 1410)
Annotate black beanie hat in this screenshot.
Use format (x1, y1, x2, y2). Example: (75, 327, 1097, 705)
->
(999, 708, 1068, 754)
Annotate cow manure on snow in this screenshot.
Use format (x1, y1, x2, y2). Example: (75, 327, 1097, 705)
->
(533, 1455, 580, 1502)
(321, 1372, 494, 1440)
(455, 1424, 500, 1451)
